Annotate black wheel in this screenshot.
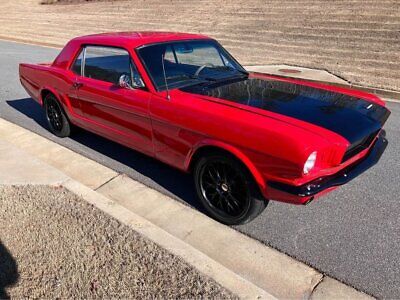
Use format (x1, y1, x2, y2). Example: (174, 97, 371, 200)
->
(44, 94, 72, 138)
(194, 154, 267, 225)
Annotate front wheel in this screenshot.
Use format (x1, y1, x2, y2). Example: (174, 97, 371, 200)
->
(194, 154, 267, 225)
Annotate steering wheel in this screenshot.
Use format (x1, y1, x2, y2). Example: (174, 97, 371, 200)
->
(193, 63, 215, 78)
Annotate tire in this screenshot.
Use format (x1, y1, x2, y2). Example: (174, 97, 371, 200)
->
(194, 154, 267, 225)
(44, 94, 72, 138)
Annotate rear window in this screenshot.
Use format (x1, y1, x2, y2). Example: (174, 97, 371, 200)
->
(83, 46, 131, 85)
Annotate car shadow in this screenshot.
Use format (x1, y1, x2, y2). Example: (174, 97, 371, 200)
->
(6, 98, 203, 211)
(0, 241, 19, 299)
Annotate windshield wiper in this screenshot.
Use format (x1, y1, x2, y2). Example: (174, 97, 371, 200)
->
(166, 74, 216, 82)
(164, 74, 214, 90)
(205, 71, 249, 84)
(196, 76, 218, 81)
(211, 65, 249, 76)
(165, 74, 192, 81)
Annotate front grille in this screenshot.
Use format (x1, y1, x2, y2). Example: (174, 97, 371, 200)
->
(342, 130, 379, 162)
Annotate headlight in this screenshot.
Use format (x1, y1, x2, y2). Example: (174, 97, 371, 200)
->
(303, 151, 317, 174)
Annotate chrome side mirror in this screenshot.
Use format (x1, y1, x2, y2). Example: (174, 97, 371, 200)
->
(119, 74, 133, 89)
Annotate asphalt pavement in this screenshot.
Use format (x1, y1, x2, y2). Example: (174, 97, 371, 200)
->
(0, 39, 399, 298)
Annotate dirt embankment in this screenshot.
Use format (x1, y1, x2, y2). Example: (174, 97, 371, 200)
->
(41, 0, 119, 4)
(0, 0, 399, 91)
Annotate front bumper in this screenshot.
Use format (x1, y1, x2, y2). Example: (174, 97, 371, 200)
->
(267, 131, 388, 203)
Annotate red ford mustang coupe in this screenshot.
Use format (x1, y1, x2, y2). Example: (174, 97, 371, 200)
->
(19, 32, 390, 224)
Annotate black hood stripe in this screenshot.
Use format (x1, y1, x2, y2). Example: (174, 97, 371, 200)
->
(181, 78, 390, 144)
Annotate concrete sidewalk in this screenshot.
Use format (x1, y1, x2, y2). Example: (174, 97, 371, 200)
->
(0, 118, 373, 299)
(0, 124, 270, 299)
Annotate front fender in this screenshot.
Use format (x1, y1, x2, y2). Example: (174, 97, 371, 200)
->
(185, 139, 267, 192)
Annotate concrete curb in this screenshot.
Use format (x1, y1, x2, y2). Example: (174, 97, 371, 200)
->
(0, 35, 63, 49)
(311, 277, 373, 300)
(63, 179, 274, 299)
(0, 119, 374, 299)
(96, 174, 322, 299)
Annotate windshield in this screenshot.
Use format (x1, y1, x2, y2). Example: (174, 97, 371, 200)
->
(137, 40, 247, 91)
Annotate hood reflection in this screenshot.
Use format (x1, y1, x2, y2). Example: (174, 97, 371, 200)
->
(181, 78, 390, 144)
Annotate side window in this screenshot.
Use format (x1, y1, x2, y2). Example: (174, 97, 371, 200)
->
(84, 46, 132, 85)
(71, 49, 83, 75)
(164, 45, 177, 63)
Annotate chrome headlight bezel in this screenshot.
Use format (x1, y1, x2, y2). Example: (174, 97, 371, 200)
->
(303, 151, 317, 174)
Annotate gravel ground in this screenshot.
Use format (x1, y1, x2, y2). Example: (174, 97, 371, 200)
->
(0, 185, 236, 299)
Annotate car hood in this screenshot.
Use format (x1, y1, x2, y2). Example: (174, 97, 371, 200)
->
(180, 76, 390, 145)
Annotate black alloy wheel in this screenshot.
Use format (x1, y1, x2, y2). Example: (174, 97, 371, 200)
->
(194, 154, 267, 225)
(44, 94, 72, 138)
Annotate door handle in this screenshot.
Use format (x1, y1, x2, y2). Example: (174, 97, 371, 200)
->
(72, 82, 83, 89)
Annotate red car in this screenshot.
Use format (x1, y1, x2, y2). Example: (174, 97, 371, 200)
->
(19, 32, 390, 224)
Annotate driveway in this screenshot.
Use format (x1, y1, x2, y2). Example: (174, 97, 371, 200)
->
(0, 39, 399, 298)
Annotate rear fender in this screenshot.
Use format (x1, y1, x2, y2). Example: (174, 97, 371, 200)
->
(40, 86, 60, 106)
(40, 86, 72, 112)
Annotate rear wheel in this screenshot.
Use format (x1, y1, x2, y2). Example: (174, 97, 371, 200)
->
(194, 154, 267, 225)
(44, 94, 72, 138)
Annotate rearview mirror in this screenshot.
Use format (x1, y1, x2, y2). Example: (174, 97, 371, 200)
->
(119, 74, 133, 89)
(175, 43, 193, 54)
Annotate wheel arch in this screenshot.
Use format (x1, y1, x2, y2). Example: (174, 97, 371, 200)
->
(186, 141, 266, 192)
(40, 86, 60, 106)
(40, 87, 73, 117)
(40, 87, 75, 125)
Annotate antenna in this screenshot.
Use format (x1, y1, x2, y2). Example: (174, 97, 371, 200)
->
(161, 51, 170, 100)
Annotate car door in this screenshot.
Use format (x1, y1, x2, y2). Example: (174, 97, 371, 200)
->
(67, 48, 85, 116)
(73, 45, 153, 156)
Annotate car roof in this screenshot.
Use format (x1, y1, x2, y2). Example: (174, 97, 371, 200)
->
(72, 31, 211, 48)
